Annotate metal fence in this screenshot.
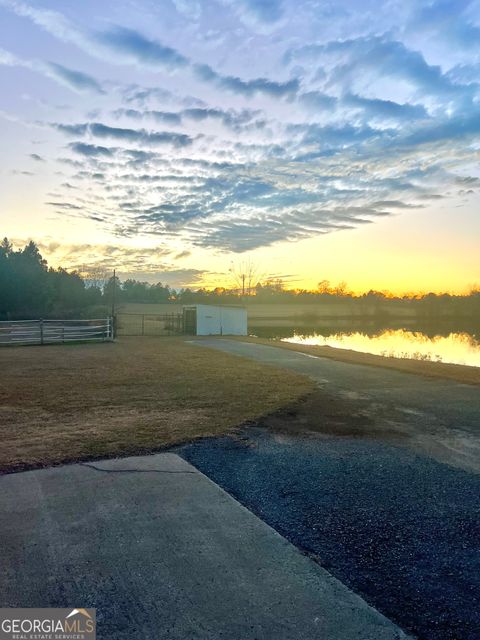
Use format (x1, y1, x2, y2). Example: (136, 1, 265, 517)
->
(0, 318, 114, 346)
(115, 313, 183, 336)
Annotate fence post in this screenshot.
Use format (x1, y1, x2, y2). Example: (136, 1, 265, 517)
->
(142, 314, 145, 336)
(39, 319, 44, 345)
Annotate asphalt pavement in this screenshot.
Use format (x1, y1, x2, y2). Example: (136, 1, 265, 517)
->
(181, 428, 480, 640)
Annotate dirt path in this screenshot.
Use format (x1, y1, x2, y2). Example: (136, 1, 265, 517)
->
(193, 339, 480, 473)
(235, 336, 480, 386)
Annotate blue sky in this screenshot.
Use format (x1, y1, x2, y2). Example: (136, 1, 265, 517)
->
(0, 0, 479, 291)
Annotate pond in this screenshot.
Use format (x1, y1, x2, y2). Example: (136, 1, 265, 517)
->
(250, 325, 480, 367)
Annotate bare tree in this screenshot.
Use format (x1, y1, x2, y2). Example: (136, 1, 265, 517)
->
(78, 265, 110, 291)
(229, 260, 263, 296)
(334, 281, 348, 296)
(468, 283, 480, 295)
(317, 279, 331, 294)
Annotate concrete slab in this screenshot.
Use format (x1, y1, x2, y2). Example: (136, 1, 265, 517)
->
(0, 453, 408, 639)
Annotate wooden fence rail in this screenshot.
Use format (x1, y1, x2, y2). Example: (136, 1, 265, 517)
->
(0, 318, 114, 346)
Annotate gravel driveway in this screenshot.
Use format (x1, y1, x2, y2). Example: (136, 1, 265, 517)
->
(180, 429, 480, 640)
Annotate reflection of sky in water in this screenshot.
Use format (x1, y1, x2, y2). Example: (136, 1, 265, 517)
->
(283, 330, 480, 368)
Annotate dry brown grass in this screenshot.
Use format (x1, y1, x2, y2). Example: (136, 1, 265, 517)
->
(236, 336, 480, 386)
(0, 336, 313, 473)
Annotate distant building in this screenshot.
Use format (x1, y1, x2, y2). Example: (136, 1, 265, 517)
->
(183, 304, 247, 336)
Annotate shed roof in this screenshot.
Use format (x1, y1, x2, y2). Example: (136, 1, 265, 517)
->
(183, 304, 247, 310)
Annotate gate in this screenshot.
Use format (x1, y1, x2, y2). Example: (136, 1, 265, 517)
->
(115, 313, 183, 336)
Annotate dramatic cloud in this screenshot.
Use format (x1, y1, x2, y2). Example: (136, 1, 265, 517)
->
(224, 0, 285, 31)
(193, 63, 299, 97)
(0, 46, 103, 93)
(55, 121, 194, 147)
(2, 0, 480, 259)
(409, 0, 480, 50)
(94, 26, 189, 70)
(2, 2, 298, 99)
(44, 62, 104, 94)
(28, 240, 208, 285)
(342, 94, 428, 122)
(113, 108, 183, 126)
(112, 106, 262, 131)
(240, 0, 284, 24)
(172, 0, 202, 21)
(285, 35, 476, 108)
(69, 142, 114, 157)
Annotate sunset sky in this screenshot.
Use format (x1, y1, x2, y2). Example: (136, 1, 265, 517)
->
(0, 0, 479, 293)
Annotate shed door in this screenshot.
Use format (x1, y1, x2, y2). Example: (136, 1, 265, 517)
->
(183, 308, 197, 335)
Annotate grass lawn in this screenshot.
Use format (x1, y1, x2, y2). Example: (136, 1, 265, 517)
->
(0, 337, 314, 473)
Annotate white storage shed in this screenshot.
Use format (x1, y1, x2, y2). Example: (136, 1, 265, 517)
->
(183, 304, 247, 336)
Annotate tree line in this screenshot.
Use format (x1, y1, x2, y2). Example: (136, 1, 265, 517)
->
(0, 238, 479, 320)
(0, 239, 100, 319)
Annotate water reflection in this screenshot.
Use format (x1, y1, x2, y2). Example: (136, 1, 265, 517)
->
(252, 325, 480, 367)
